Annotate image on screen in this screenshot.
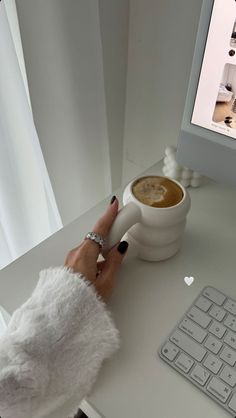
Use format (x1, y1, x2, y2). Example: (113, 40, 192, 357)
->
(212, 64, 236, 129)
(191, 0, 236, 141)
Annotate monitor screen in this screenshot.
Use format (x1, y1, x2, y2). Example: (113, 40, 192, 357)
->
(177, 0, 236, 187)
(192, 0, 236, 141)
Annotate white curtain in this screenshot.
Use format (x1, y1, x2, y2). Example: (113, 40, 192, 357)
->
(0, 1, 62, 270)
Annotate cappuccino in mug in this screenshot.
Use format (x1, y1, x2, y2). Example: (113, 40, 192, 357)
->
(131, 176, 183, 208)
(103, 175, 191, 261)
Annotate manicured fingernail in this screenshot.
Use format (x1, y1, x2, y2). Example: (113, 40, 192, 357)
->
(110, 195, 116, 205)
(117, 241, 129, 254)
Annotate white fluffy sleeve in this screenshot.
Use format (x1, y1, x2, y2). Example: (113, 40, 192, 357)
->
(0, 266, 120, 418)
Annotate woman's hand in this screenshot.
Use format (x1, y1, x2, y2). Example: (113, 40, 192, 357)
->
(64, 196, 128, 302)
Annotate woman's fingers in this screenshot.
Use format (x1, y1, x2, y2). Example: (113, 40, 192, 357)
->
(65, 196, 122, 290)
(92, 195, 118, 236)
(96, 260, 106, 277)
(94, 241, 129, 302)
(82, 196, 119, 260)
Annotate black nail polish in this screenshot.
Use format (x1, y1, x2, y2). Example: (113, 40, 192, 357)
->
(117, 241, 129, 254)
(110, 195, 116, 205)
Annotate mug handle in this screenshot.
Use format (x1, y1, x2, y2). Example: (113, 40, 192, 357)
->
(102, 202, 141, 257)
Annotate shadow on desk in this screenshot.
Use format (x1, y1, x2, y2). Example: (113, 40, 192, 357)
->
(72, 409, 88, 418)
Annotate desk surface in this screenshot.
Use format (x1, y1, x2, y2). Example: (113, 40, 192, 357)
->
(1, 161, 236, 418)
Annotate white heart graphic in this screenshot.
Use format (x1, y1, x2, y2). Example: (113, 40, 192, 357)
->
(184, 276, 194, 286)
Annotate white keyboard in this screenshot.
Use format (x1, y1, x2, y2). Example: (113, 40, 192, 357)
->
(158, 286, 236, 416)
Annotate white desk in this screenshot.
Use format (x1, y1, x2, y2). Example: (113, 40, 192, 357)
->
(1, 161, 236, 418)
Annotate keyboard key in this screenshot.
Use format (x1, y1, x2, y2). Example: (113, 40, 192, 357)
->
(208, 320, 226, 339)
(204, 335, 222, 354)
(187, 306, 211, 328)
(207, 376, 231, 403)
(195, 296, 212, 312)
(161, 341, 179, 361)
(224, 330, 236, 350)
(228, 393, 236, 413)
(174, 352, 194, 373)
(203, 353, 222, 374)
(203, 287, 226, 306)
(190, 364, 210, 386)
(170, 330, 206, 362)
(219, 365, 236, 387)
(224, 298, 236, 315)
(220, 346, 236, 366)
(179, 317, 207, 343)
(208, 305, 226, 322)
(224, 314, 236, 332)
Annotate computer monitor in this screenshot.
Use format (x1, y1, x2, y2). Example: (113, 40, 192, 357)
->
(176, 0, 236, 187)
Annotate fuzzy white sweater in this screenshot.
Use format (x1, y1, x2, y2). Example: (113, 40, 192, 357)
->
(0, 266, 120, 418)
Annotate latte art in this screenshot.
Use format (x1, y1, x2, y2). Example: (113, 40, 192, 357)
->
(131, 176, 183, 208)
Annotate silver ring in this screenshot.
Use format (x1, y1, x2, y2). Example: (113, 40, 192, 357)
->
(84, 232, 106, 248)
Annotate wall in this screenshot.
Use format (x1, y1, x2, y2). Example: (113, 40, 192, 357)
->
(15, 0, 203, 219)
(222, 64, 229, 85)
(15, 0, 129, 226)
(123, 0, 203, 182)
(98, 0, 129, 190)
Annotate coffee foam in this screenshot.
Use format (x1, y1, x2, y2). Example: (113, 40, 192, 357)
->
(131, 176, 183, 208)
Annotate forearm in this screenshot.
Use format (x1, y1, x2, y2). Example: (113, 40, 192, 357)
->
(0, 266, 119, 418)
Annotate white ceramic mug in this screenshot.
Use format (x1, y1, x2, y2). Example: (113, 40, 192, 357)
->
(102, 175, 191, 261)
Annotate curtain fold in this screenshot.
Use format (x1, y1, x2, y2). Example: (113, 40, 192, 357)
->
(0, 1, 62, 269)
